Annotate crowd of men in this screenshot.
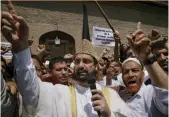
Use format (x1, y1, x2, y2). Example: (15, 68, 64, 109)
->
(1, 1, 168, 117)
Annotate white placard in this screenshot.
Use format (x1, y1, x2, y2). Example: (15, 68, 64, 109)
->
(92, 26, 115, 47)
(1, 42, 13, 59)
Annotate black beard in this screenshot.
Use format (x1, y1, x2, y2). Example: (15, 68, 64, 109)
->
(75, 69, 97, 82)
(75, 69, 88, 82)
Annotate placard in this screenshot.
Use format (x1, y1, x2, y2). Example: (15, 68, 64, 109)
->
(92, 26, 115, 47)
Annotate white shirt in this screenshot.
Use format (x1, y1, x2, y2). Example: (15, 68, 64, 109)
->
(14, 48, 131, 117)
(96, 76, 121, 87)
(126, 84, 168, 117)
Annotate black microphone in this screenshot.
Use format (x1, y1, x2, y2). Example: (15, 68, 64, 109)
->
(87, 74, 101, 117)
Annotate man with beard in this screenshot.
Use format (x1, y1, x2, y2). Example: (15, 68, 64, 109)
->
(1, 3, 131, 117)
(122, 29, 168, 117)
(151, 39, 168, 74)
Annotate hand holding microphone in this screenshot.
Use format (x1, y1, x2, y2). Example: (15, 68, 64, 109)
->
(87, 74, 111, 117)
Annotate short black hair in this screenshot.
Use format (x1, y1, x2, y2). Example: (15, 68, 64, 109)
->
(152, 40, 166, 50)
(31, 54, 43, 67)
(49, 56, 66, 70)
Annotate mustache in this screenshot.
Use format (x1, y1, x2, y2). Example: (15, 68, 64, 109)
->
(77, 68, 88, 74)
(159, 60, 168, 66)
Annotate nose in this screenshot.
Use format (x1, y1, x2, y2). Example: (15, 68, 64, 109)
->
(128, 70, 135, 77)
(61, 69, 66, 74)
(160, 53, 167, 61)
(79, 60, 85, 68)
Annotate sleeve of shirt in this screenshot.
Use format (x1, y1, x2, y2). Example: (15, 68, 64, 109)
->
(153, 86, 168, 114)
(109, 89, 131, 117)
(1, 75, 16, 117)
(13, 48, 39, 106)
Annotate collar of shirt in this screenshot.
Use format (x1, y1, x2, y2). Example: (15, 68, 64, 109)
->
(128, 83, 146, 100)
(75, 83, 90, 94)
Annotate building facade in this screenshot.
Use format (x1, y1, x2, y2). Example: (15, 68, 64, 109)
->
(1, 1, 168, 60)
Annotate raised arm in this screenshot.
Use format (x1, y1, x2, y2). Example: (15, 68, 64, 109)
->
(1, 1, 39, 106)
(126, 29, 168, 89)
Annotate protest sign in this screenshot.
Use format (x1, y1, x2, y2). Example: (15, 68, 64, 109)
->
(92, 26, 115, 47)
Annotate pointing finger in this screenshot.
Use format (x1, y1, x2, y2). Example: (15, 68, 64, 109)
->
(137, 21, 141, 30)
(2, 11, 14, 21)
(6, 0, 16, 15)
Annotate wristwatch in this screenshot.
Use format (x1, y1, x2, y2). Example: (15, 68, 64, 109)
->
(143, 54, 157, 66)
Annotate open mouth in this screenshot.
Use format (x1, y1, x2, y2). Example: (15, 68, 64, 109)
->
(163, 63, 168, 67)
(127, 79, 137, 86)
(78, 72, 87, 76)
(60, 77, 67, 80)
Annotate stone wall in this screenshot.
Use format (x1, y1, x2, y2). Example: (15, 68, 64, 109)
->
(2, 1, 168, 56)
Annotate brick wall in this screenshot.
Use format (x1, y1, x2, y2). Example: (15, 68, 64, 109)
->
(2, 1, 168, 56)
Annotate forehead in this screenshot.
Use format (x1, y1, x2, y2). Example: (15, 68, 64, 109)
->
(75, 54, 93, 60)
(122, 61, 141, 70)
(53, 62, 67, 68)
(153, 48, 167, 53)
(109, 61, 119, 66)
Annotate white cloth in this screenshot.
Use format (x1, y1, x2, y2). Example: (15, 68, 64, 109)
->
(14, 48, 131, 117)
(122, 58, 142, 67)
(126, 84, 168, 117)
(96, 76, 121, 87)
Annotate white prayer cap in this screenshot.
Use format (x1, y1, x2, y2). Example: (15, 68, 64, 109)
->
(122, 58, 143, 69)
(70, 62, 75, 69)
(64, 54, 73, 59)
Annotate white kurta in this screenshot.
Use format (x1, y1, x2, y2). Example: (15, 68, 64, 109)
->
(14, 48, 131, 117)
(32, 81, 131, 117)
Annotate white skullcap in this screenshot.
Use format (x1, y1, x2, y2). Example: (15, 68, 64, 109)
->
(64, 54, 73, 59)
(122, 58, 143, 68)
(70, 62, 75, 69)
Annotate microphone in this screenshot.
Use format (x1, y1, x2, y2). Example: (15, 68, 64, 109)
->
(87, 74, 101, 117)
